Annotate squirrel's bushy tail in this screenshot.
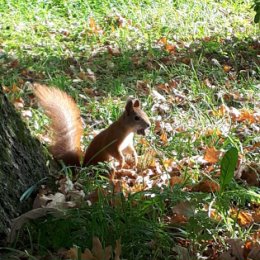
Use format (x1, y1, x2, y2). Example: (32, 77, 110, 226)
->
(33, 83, 83, 166)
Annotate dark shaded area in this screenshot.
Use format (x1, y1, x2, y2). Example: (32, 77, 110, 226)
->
(0, 86, 48, 244)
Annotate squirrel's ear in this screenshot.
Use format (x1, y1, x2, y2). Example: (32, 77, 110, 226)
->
(125, 98, 140, 114)
(133, 99, 140, 108)
(125, 98, 134, 114)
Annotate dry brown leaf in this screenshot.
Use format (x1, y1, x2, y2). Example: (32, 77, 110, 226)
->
(238, 109, 255, 124)
(66, 248, 78, 260)
(92, 236, 104, 260)
(114, 239, 121, 260)
(104, 245, 112, 260)
(209, 209, 222, 221)
(107, 45, 121, 56)
(169, 213, 188, 224)
(13, 97, 24, 109)
(170, 176, 183, 187)
(192, 179, 220, 193)
(67, 247, 94, 260)
(82, 248, 94, 260)
(236, 163, 260, 187)
(204, 147, 220, 164)
(79, 69, 96, 82)
(203, 78, 215, 89)
(180, 57, 191, 65)
(9, 59, 19, 68)
(230, 208, 254, 226)
(171, 201, 195, 224)
(84, 87, 96, 97)
(248, 242, 260, 260)
(252, 209, 260, 223)
(215, 104, 229, 117)
(160, 131, 168, 145)
(136, 80, 150, 94)
(221, 239, 260, 260)
(156, 83, 169, 93)
(2, 85, 10, 93)
(165, 43, 176, 53)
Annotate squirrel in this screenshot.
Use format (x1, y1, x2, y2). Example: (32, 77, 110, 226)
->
(33, 83, 151, 169)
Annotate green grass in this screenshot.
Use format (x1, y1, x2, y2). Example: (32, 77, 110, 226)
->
(1, 0, 259, 259)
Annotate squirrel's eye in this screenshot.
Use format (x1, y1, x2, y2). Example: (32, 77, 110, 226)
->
(135, 116, 140, 121)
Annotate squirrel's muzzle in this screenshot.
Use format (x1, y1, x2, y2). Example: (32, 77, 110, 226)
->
(137, 121, 151, 136)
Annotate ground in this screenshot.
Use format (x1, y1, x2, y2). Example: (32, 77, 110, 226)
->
(0, 0, 259, 259)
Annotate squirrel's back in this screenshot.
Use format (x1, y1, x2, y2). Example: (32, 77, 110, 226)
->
(33, 83, 83, 166)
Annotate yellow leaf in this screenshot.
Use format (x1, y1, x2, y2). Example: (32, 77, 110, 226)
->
(158, 37, 167, 45)
(230, 209, 254, 226)
(223, 65, 232, 72)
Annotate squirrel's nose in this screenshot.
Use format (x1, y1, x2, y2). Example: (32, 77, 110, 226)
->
(146, 121, 151, 128)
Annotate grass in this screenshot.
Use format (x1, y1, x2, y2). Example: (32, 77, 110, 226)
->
(1, 0, 260, 259)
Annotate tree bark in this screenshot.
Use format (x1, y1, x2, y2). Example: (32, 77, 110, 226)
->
(0, 85, 48, 243)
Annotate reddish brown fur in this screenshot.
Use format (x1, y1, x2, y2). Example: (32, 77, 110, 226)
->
(33, 84, 151, 168)
(34, 83, 83, 166)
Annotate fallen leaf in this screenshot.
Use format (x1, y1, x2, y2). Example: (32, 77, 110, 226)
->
(192, 179, 220, 192)
(13, 97, 24, 109)
(9, 59, 19, 68)
(204, 147, 220, 164)
(107, 45, 121, 56)
(230, 208, 254, 226)
(82, 248, 94, 260)
(89, 17, 103, 35)
(114, 239, 121, 260)
(238, 109, 255, 124)
(92, 237, 104, 260)
(252, 209, 260, 223)
(136, 80, 150, 94)
(170, 201, 195, 223)
(236, 163, 260, 186)
(160, 131, 168, 145)
(2, 85, 10, 93)
(223, 65, 232, 72)
(165, 43, 176, 53)
(205, 128, 222, 137)
(170, 176, 183, 187)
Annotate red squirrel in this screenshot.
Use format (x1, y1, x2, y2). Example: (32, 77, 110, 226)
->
(33, 83, 151, 168)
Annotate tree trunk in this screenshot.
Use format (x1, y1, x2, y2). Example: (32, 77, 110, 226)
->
(0, 85, 48, 243)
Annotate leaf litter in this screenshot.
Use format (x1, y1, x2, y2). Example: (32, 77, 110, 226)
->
(2, 6, 260, 260)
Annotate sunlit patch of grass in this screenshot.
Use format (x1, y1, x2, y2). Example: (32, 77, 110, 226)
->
(1, 0, 259, 259)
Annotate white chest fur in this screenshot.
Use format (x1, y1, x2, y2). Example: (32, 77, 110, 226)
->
(119, 132, 134, 151)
